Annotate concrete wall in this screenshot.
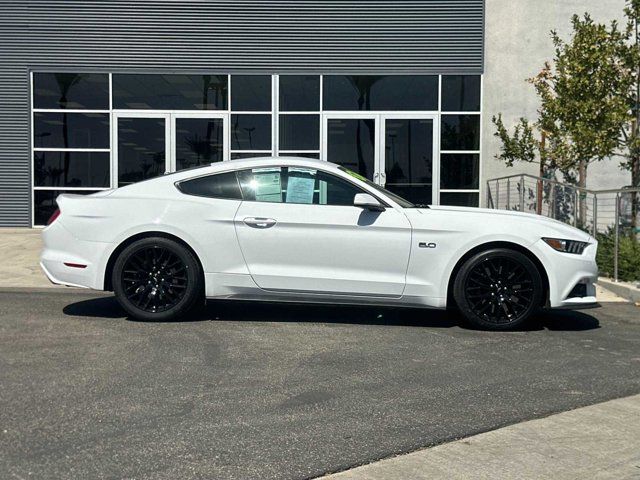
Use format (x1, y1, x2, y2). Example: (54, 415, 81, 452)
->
(482, 0, 629, 204)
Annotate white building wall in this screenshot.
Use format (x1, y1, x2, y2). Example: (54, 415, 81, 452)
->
(482, 0, 629, 203)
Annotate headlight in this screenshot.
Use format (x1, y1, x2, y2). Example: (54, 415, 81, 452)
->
(542, 237, 589, 254)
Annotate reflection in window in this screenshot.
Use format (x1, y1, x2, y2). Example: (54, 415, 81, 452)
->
(113, 74, 228, 109)
(117, 117, 166, 186)
(33, 73, 109, 110)
(34, 190, 95, 226)
(441, 75, 481, 112)
(384, 119, 433, 205)
(231, 75, 271, 111)
(231, 114, 271, 150)
(440, 192, 479, 207)
(33, 113, 110, 149)
(385, 119, 433, 183)
(279, 114, 319, 150)
(230, 152, 271, 160)
(279, 75, 320, 111)
(323, 75, 438, 111)
(441, 115, 480, 150)
(440, 153, 479, 189)
(175, 118, 223, 170)
(278, 152, 319, 159)
(326, 118, 375, 180)
(34, 151, 110, 188)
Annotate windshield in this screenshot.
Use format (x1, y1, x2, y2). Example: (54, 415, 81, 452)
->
(338, 167, 425, 208)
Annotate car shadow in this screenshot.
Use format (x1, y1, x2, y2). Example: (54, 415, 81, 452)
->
(62, 295, 601, 331)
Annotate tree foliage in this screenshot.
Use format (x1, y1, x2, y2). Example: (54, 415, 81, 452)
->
(494, 14, 631, 187)
(533, 14, 631, 185)
(620, 1, 640, 183)
(492, 115, 537, 167)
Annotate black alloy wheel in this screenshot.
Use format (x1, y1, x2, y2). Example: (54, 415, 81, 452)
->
(453, 248, 543, 330)
(113, 237, 203, 321)
(122, 246, 187, 312)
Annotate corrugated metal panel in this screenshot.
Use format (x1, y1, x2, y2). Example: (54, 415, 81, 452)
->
(0, 0, 485, 226)
(0, 2, 30, 226)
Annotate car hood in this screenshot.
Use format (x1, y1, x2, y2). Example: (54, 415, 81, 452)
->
(408, 205, 593, 243)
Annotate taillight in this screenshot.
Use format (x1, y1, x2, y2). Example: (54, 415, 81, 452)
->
(46, 208, 60, 226)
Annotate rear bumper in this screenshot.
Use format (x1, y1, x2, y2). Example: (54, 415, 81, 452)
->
(40, 221, 111, 290)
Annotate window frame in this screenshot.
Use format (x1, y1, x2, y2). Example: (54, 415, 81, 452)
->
(30, 71, 484, 226)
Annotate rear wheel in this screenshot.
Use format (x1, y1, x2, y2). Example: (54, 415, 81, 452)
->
(112, 237, 203, 321)
(453, 248, 543, 330)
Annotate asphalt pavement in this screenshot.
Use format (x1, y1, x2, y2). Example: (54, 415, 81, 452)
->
(1, 290, 639, 479)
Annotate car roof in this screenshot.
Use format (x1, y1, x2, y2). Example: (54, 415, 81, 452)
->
(210, 156, 341, 172)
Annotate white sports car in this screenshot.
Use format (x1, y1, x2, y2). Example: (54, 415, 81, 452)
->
(41, 157, 598, 330)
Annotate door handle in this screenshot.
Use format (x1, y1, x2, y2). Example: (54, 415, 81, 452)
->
(243, 217, 277, 228)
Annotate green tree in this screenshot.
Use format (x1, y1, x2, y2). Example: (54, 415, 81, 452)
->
(532, 14, 630, 191)
(620, 1, 640, 229)
(493, 14, 631, 224)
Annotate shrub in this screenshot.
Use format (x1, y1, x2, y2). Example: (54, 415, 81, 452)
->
(596, 228, 640, 282)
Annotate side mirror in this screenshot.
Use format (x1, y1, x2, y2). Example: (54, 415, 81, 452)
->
(354, 193, 385, 212)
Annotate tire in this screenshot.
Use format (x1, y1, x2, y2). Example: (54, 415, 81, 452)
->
(453, 248, 543, 330)
(112, 237, 203, 321)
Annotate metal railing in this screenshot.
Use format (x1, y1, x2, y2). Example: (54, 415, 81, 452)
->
(486, 173, 640, 282)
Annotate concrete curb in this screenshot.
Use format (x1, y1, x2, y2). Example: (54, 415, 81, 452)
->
(598, 277, 640, 304)
(319, 393, 640, 480)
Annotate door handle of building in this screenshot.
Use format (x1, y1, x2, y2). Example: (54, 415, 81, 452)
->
(243, 217, 277, 228)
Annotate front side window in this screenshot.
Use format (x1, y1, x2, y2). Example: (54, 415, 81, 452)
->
(237, 167, 367, 206)
(177, 171, 242, 200)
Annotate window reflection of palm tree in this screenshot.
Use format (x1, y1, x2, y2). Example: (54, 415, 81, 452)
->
(243, 127, 256, 150)
(184, 134, 211, 168)
(55, 74, 81, 185)
(201, 77, 219, 163)
(348, 76, 378, 179)
(386, 133, 406, 185)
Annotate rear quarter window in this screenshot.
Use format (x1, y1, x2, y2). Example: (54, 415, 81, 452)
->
(177, 171, 242, 200)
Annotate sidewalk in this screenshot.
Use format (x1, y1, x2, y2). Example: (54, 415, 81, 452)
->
(320, 394, 640, 480)
(0, 228, 58, 289)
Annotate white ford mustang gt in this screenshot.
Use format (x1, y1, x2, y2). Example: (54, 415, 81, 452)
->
(41, 157, 598, 330)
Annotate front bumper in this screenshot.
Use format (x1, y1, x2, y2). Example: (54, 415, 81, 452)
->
(532, 238, 599, 308)
(40, 221, 111, 290)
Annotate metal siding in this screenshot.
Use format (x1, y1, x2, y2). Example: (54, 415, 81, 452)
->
(0, 3, 30, 226)
(0, 0, 484, 226)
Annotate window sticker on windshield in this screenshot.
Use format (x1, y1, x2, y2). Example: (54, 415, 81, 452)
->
(343, 168, 368, 182)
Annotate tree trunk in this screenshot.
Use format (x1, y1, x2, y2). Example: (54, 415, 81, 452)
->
(578, 160, 587, 229)
(536, 132, 546, 215)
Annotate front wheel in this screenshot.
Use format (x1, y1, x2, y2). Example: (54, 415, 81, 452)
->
(453, 248, 543, 330)
(112, 237, 203, 321)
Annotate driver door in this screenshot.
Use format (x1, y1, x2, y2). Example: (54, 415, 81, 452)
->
(233, 166, 412, 296)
